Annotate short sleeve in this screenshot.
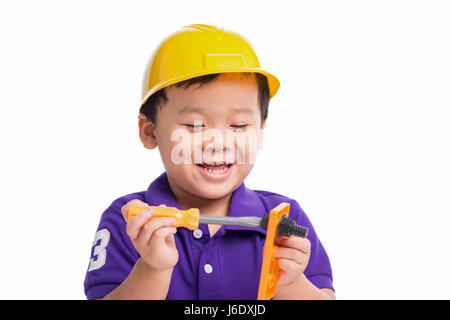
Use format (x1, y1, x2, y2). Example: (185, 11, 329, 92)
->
(288, 200, 334, 292)
(83, 195, 142, 299)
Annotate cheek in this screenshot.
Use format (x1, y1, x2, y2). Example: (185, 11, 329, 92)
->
(161, 128, 196, 166)
(158, 137, 175, 163)
(234, 132, 259, 165)
(235, 162, 254, 174)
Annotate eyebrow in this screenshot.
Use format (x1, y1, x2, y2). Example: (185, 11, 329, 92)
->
(230, 107, 255, 114)
(178, 106, 204, 114)
(178, 105, 255, 114)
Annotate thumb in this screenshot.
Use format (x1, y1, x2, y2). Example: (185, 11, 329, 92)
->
(121, 199, 148, 221)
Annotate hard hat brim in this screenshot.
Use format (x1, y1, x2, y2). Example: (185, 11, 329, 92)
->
(140, 68, 280, 108)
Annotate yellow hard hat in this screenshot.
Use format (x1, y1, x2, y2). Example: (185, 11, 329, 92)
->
(141, 24, 280, 107)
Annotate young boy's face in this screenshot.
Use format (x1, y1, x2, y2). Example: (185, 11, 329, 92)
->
(139, 72, 265, 200)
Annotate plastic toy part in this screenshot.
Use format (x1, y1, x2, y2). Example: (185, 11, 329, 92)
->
(260, 213, 309, 238)
(128, 206, 200, 231)
(128, 203, 309, 300)
(276, 215, 309, 238)
(257, 202, 291, 300)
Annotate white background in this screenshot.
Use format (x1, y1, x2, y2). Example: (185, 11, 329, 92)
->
(0, 0, 449, 299)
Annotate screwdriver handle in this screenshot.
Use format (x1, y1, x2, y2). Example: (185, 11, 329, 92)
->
(127, 206, 200, 231)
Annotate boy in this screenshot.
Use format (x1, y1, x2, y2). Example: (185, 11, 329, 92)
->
(84, 24, 335, 300)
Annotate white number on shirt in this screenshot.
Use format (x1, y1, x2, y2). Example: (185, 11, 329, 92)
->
(88, 228, 110, 272)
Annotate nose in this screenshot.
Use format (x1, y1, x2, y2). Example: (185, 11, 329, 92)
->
(199, 127, 234, 164)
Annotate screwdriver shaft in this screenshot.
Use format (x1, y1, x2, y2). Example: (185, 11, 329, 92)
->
(198, 215, 262, 228)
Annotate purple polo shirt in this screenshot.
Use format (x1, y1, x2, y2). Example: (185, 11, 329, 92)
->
(84, 172, 334, 299)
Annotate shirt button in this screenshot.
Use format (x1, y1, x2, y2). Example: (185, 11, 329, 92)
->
(204, 264, 213, 274)
(193, 229, 203, 239)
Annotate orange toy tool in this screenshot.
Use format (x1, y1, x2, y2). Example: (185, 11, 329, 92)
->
(128, 202, 308, 300)
(127, 206, 200, 231)
(257, 202, 290, 300)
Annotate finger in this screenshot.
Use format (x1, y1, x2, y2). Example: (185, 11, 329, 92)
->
(150, 226, 177, 246)
(274, 247, 304, 265)
(126, 208, 154, 240)
(277, 236, 311, 254)
(277, 258, 301, 274)
(121, 199, 148, 221)
(159, 204, 167, 207)
(139, 217, 176, 245)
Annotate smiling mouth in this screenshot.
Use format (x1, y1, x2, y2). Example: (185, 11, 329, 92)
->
(196, 162, 233, 174)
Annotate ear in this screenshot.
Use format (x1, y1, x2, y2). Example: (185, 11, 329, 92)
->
(258, 119, 266, 150)
(138, 114, 158, 149)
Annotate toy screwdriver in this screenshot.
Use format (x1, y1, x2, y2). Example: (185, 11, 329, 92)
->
(127, 203, 307, 300)
(127, 205, 309, 238)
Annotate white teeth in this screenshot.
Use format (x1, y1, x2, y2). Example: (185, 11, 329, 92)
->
(204, 166, 228, 174)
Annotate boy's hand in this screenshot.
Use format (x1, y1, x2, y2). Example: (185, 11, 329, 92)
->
(121, 199, 179, 271)
(275, 235, 311, 286)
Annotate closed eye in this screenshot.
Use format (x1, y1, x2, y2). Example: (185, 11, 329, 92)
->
(230, 124, 248, 129)
(183, 123, 204, 130)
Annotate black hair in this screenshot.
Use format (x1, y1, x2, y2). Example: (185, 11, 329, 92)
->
(139, 72, 270, 125)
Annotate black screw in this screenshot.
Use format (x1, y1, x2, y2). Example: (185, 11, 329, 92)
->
(277, 215, 309, 238)
(260, 214, 309, 238)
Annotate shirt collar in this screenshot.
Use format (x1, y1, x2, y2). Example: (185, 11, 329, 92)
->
(145, 172, 268, 235)
(225, 179, 268, 234)
(145, 172, 180, 208)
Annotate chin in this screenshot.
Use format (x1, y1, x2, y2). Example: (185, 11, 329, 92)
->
(194, 185, 234, 200)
